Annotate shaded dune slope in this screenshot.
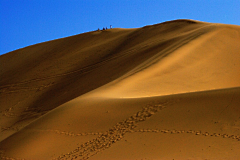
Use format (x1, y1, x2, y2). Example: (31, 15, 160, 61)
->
(0, 20, 215, 132)
(0, 19, 240, 159)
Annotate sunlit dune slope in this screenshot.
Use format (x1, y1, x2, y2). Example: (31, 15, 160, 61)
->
(1, 88, 240, 160)
(93, 22, 240, 98)
(0, 19, 240, 160)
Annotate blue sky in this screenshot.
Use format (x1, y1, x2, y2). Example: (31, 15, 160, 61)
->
(0, 0, 239, 55)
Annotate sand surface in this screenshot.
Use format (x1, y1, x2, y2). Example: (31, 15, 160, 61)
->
(0, 19, 240, 160)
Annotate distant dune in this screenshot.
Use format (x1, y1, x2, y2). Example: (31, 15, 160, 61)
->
(0, 19, 240, 160)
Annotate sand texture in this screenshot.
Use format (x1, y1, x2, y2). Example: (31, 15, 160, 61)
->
(0, 19, 240, 160)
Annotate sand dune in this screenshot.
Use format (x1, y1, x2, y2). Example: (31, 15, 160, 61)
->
(0, 19, 240, 159)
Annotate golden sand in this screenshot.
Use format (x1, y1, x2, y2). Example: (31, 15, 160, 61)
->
(0, 19, 240, 160)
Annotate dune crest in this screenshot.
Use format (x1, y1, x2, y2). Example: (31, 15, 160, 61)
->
(90, 24, 240, 98)
(0, 19, 240, 159)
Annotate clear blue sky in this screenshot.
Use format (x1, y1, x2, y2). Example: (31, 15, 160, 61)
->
(0, 0, 239, 55)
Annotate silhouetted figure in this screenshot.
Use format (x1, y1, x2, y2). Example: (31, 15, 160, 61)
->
(110, 25, 112, 29)
(103, 27, 105, 30)
(106, 27, 108, 30)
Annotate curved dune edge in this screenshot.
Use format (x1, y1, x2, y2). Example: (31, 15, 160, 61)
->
(1, 87, 240, 160)
(0, 19, 240, 159)
(87, 25, 240, 98)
